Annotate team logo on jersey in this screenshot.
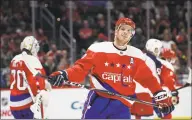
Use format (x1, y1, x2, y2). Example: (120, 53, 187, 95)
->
(101, 72, 133, 83)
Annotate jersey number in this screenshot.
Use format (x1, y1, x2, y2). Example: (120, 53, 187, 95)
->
(157, 68, 161, 75)
(10, 70, 27, 90)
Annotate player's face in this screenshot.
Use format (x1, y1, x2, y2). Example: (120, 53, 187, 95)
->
(115, 24, 134, 45)
(153, 47, 162, 57)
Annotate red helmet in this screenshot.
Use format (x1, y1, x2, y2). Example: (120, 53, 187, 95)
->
(115, 17, 136, 29)
(161, 49, 176, 59)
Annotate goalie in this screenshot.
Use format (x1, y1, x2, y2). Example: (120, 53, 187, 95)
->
(9, 36, 51, 119)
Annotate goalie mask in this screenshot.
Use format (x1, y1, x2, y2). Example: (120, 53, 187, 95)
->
(20, 36, 40, 56)
(145, 39, 163, 57)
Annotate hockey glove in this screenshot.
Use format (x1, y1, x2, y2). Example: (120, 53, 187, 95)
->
(48, 70, 68, 87)
(153, 90, 175, 115)
(171, 90, 179, 105)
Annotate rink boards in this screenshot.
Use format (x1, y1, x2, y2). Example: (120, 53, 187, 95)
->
(1, 87, 191, 119)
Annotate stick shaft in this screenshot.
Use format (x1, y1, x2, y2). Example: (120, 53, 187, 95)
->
(63, 81, 159, 107)
(174, 83, 192, 91)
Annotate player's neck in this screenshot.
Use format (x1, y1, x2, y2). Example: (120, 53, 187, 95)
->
(113, 41, 127, 50)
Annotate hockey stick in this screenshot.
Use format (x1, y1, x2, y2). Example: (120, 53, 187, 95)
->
(59, 80, 160, 108)
(174, 83, 192, 91)
(22, 71, 43, 119)
(35, 72, 172, 108)
(38, 74, 175, 108)
(22, 72, 36, 102)
(174, 67, 192, 91)
(34, 73, 168, 108)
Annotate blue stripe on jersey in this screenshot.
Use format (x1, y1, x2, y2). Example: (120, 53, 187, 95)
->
(10, 93, 31, 102)
(146, 52, 164, 84)
(146, 52, 162, 68)
(93, 76, 136, 97)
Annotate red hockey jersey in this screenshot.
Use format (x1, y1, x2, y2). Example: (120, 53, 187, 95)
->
(131, 58, 177, 117)
(66, 42, 163, 107)
(9, 53, 46, 110)
(158, 58, 177, 91)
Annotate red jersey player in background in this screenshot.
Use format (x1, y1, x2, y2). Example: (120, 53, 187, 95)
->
(9, 36, 51, 119)
(48, 17, 174, 119)
(131, 39, 179, 119)
(161, 49, 183, 86)
(161, 49, 178, 72)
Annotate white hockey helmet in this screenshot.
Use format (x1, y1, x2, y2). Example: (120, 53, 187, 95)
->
(20, 36, 40, 56)
(145, 38, 163, 57)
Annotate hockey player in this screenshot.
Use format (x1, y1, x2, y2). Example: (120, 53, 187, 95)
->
(161, 49, 179, 72)
(161, 49, 181, 86)
(48, 18, 174, 119)
(131, 39, 179, 119)
(9, 36, 51, 119)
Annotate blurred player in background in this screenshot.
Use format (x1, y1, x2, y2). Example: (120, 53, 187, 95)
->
(48, 18, 174, 119)
(161, 49, 182, 86)
(131, 39, 179, 119)
(161, 49, 178, 72)
(9, 36, 51, 119)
